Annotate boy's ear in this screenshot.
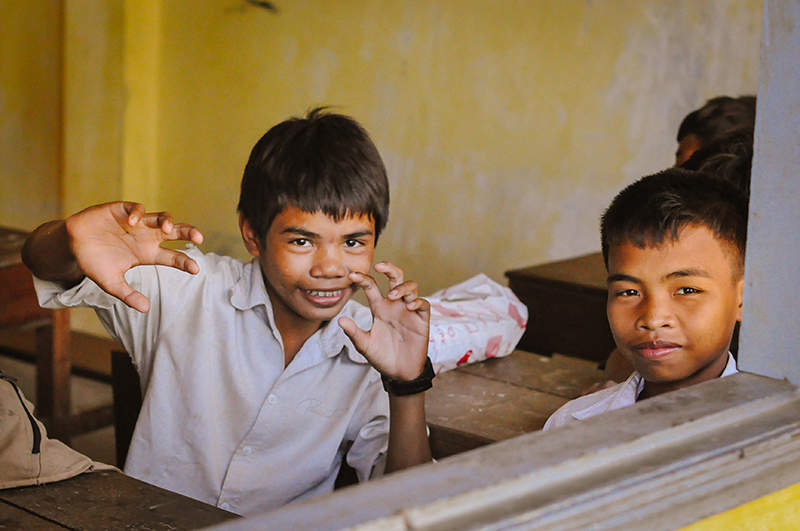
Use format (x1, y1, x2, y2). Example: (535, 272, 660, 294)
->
(239, 214, 261, 257)
(735, 276, 745, 321)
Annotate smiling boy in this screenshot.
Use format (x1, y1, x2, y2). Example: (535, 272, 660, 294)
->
(544, 168, 747, 428)
(21, 109, 433, 514)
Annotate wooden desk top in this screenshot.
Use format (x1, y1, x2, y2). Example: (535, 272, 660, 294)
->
(0, 470, 239, 531)
(505, 251, 607, 292)
(425, 350, 607, 457)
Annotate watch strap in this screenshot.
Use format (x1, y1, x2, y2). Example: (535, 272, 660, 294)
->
(381, 357, 436, 396)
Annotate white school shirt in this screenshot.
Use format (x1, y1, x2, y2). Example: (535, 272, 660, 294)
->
(33, 247, 389, 515)
(543, 353, 738, 430)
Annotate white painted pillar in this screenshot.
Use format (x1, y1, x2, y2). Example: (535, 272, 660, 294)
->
(739, 0, 800, 383)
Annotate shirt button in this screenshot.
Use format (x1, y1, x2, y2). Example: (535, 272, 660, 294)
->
(242, 446, 253, 456)
(267, 394, 277, 405)
(220, 502, 231, 511)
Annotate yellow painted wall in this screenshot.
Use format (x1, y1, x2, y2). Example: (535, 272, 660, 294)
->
(136, 0, 763, 298)
(62, 0, 125, 214)
(4, 0, 762, 334)
(0, 1, 62, 231)
(681, 481, 800, 531)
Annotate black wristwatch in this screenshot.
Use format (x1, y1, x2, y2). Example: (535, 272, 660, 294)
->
(381, 357, 436, 396)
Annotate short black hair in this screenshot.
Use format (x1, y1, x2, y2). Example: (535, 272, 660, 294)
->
(680, 128, 753, 196)
(601, 168, 748, 276)
(237, 108, 390, 245)
(676, 95, 756, 145)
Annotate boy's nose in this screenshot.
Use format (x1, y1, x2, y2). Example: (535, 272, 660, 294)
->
(636, 296, 675, 331)
(310, 248, 347, 278)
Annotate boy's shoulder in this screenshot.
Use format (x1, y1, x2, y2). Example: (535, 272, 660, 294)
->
(179, 245, 244, 274)
(544, 374, 642, 430)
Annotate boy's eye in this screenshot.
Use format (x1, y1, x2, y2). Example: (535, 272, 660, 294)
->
(613, 289, 639, 297)
(290, 238, 311, 247)
(676, 287, 701, 295)
(344, 239, 363, 248)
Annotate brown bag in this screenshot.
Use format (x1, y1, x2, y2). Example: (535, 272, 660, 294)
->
(0, 370, 96, 489)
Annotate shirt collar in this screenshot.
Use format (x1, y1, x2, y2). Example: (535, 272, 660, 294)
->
(571, 372, 643, 421)
(229, 260, 369, 364)
(570, 351, 740, 421)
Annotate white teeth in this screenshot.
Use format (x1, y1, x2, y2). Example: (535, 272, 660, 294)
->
(306, 289, 343, 297)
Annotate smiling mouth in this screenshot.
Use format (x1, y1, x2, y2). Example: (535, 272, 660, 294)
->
(303, 289, 344, 298)
(634, 340, 682, 359)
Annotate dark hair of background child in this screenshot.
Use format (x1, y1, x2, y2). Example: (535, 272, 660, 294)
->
(677, 95, 756, 146)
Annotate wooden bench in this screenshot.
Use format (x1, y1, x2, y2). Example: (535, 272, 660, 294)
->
(0, 226, 113, 442)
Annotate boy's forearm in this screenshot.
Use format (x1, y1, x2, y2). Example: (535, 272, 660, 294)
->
(384, 393, 433, 473)
(21, 220, 84, 285)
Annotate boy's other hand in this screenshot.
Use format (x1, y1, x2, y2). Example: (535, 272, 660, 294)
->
(67, 202, 204, 313)
(338, 262, 431, 381)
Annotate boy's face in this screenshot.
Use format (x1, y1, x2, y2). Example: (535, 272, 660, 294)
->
(242, 206, 375, 330)
(606, 225, 743, 395)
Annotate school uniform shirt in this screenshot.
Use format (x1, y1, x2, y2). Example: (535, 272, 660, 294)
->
(33, 246, 389, 516)
(543, 353, 738, 430)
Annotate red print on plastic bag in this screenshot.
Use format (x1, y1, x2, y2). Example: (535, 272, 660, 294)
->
(508, 302, 527, 329)
(485, 336, 502, 358)
(432, 304, 463, 318)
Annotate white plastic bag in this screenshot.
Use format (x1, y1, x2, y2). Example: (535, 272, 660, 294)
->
(425, 274, 528, 373)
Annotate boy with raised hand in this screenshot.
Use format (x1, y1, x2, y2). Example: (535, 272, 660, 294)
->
(545, 168, 747, 429)
(22, 109, 433, 515)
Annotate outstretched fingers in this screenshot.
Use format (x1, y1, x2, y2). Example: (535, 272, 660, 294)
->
(347, 271, 385, 307)
(388, 278, 418, 301)
(374, 261, 404, 290)
(154, 248, 202, 275)
(136, 209, 204, 246)
(104, 275, 151, 313)
(121, 202, 147, 227)
(169, 223, 204, 245)
(405, 295, 430, 314)
(139, 210, 175, 235)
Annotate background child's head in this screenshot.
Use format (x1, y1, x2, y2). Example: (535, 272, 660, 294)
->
(679, 128, 754, 196)
(601, 167, 748, 278)
(237, 108, 390, 247)
(675, 95, 756, 165)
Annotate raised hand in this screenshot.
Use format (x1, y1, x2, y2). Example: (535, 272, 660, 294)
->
(65, 202, 203, 312)
(338, 262, 430, 381)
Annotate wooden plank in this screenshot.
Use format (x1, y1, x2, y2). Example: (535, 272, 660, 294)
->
(0, 471, 239, 531)
(425, 370, 567, 446)
(35, 311, 72, 424)
(0, 501, 66, 530)
(457, 350, 607, 399)
(505, 251, 608, 291)
(0, 329, 117, 381)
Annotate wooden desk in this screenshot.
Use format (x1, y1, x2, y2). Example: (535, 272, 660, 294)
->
(505, 252, 615, 363)
(425, 349, 607, 458)
(0, 227, 112, 441)
(0, 470, 238, 530)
